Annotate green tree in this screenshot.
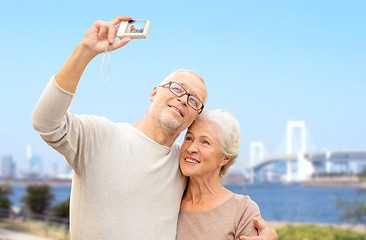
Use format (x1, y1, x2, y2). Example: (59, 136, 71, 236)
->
(51, 198, 69, 219)
(336, 191, 366, 225)
(0, 184, 13, 210)
(22, 184, 54, 215)
(335, 167, 366, 225)
(358, 166, 366, 181)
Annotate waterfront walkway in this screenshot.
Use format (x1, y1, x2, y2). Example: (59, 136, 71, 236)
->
(0, 228, 53, 240)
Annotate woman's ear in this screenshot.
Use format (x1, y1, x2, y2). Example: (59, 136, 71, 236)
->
(149, 87, 158, 102)
(219, 156, 230, 167)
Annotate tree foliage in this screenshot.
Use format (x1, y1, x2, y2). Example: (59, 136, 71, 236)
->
(336, 191, 366, 225)
(51, 198, 69, 219)
(358, 166, 366, 181)
(335, 166, 366, 225)
(0, 184, 13, 210)
(22, 184, 54, 215)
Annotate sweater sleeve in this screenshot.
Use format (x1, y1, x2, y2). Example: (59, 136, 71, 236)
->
(235, 195, 262, 239)
(32, 75, 82, 173)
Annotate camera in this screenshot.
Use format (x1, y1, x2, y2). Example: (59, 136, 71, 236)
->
(116, 20, 151, 39)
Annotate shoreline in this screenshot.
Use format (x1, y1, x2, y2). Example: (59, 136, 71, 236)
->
(0, 178, 72, 186)
(1, 177, 365, 188)
(301, 178, 366, 189)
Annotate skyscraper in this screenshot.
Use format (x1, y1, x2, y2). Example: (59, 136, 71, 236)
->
(1, 155, 16, 179)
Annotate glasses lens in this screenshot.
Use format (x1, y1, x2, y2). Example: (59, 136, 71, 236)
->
(169, 82, 185, 96)
(188, 96, 202, 110)
(165, 82, 203, 112)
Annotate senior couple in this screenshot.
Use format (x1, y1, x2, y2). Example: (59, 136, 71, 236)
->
(32, 15, 277, 240)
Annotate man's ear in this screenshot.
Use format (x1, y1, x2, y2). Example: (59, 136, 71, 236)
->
(149, 87, 158, 102)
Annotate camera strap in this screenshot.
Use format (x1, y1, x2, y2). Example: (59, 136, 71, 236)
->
(100, 50, 111, 82)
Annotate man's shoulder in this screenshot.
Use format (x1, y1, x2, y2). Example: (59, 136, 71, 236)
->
(72, 113, 124, 125)
(170, 142, 182, 153)
(69, 113, 131, 133)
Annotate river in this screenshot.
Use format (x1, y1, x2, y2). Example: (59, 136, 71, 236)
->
(7, 182, 364, 224)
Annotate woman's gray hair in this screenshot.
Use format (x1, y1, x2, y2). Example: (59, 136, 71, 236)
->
(195, 109, 240, 177)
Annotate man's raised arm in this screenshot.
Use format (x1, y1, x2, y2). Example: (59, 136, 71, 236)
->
(56, 15, 132, 93)
(32, 15, 132, 131)
(31, 15, 134, 170)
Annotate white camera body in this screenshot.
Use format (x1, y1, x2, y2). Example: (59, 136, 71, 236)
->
(117, 20, 151, 39)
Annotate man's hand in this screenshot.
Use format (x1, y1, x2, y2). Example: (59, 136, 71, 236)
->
(80, 15, 133, 58)
(239, 217, 278, 240)
(56, 15, 133, 93)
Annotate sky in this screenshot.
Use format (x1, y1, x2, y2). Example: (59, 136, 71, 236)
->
(0, 0, 365, 176)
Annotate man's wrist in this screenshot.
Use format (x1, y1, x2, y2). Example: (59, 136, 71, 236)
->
(77, 42, 98, 61)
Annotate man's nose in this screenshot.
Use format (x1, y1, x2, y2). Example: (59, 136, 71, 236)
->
(177, 94, 188, 106)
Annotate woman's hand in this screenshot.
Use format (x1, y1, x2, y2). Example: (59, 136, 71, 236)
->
(80, 15, 133, 58)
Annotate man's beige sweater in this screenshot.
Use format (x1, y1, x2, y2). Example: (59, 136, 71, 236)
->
(32, 76, 187, 240)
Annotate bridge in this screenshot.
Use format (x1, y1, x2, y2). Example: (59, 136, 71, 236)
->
(246, 121, 366, 182)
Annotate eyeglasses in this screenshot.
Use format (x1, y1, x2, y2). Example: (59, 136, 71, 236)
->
(159, 81, 204, 113)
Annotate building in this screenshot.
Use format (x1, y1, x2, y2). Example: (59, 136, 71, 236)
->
(1, 155, 16, 179)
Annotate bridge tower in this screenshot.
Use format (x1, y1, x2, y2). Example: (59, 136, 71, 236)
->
(286, 121, 306, 155)
(286, 121, 313, 181)
(249, 142, 264, 182)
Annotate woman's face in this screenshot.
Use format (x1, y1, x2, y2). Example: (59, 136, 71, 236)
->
(179, 119, 229, 178)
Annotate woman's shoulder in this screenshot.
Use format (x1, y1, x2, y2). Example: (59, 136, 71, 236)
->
(232, 194, 255, 204)
(231, 194, 261, 215)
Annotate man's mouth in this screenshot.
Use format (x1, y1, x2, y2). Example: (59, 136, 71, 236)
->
(170, 105, 183, 117)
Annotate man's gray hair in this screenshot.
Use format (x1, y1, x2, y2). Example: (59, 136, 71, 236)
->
(195, 109, 240, 177)
(160, 69, 205, 86)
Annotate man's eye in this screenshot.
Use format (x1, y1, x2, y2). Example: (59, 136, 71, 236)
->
(189, 97, 197, 104)
(172, 86, 181, 92)
(189, 97, 200, 108)
(171, 85, 184, 94)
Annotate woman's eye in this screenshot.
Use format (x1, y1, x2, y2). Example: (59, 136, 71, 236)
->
(202, 141, 210, 145)
(185, 137, 192, 141)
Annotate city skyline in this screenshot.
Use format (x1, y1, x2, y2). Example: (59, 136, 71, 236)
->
(1, 0, 365, 174)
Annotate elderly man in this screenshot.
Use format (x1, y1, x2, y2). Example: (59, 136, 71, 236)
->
(32, 15, 277, 240)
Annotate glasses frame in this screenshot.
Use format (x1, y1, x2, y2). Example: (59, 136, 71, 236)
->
(159, 81, 204, 114)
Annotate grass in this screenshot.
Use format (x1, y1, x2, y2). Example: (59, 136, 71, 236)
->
(1, 218, 366, 240)
(0, 217, 69, 240)
(276, 224, 366, 240)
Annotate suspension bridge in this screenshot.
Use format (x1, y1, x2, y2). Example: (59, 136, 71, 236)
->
(245, 121, 366, 182)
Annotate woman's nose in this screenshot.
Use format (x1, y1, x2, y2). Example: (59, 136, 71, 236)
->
(187, 142, 198, 153)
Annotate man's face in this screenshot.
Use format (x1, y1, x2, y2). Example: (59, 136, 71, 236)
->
(149, 72, 207, 135)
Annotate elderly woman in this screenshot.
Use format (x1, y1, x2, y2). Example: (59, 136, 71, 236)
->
(176, 109, 262, 239)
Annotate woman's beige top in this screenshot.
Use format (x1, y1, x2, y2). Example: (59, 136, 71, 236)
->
(176, 194, 261, 240)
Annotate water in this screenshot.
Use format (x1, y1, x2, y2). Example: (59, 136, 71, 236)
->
(227, 183, 364, 224)
(6, 183, 364, 224)
(9, 184, 71, 208)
